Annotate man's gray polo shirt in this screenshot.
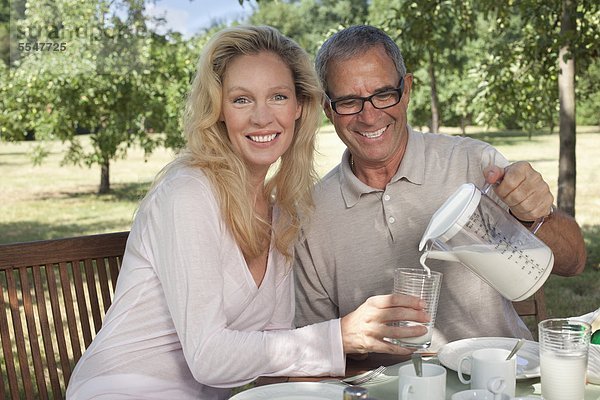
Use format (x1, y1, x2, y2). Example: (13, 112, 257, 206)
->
(294, 127, 532, 350)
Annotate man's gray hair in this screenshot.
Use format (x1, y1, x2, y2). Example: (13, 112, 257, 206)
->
(315, 25, 406, 94)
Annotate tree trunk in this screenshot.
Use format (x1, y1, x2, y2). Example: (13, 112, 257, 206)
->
(99, 160, 110, 194)
(427, 49, 440, 133)
(557, 0, 577, 217)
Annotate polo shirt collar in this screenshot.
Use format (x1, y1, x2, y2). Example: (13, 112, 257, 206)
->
(340, 126, 425, 208)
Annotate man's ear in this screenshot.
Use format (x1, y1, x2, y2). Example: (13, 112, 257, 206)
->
(403, 73, 414, 105)
(323, 99, 333, 122)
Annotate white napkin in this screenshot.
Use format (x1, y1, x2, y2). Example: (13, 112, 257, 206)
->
(573, 308, 600, 331)
(572, 308, 600, 384)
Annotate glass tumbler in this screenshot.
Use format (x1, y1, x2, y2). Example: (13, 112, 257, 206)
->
(539, 318, 591, 400)
(387, 268, 442, 348)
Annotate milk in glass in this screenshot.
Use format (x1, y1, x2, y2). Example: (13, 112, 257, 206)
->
(540, 352, 587, 400)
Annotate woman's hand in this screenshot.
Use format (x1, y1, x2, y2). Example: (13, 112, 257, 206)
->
(340, 294, 430, 355)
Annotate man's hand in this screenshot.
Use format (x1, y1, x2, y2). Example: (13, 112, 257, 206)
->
(340, 294, 429, 355)
(484, 160, 586, 275)
(484, 161, 553, 222)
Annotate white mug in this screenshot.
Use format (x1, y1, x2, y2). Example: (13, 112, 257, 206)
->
(398, 363, 446, 400)
(457, 348, 516, 397)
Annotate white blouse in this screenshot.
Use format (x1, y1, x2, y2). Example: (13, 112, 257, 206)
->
(66, 166, 345, 400)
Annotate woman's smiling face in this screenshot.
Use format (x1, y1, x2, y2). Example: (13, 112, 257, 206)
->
(220, 51, 302, 176)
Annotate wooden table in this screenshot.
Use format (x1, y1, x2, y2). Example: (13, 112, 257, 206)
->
(256, 353, 412, 386)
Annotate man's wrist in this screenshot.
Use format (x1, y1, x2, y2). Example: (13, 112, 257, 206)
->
(509, 205, 555, 227)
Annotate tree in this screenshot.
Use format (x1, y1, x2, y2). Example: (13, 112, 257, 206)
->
(2, 0, 192, 193)
(476, 0, 600, 216)
(558, 0, 577, 215)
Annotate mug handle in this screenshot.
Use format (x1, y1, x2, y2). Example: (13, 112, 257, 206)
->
(401, 383, 413, 400)
(487, 376, 507, 400)
(487, 376, 506, 393)
(457, 355, 471, 384)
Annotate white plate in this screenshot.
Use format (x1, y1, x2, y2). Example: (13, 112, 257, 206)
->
(438, 337, 540, 379)
(229, 382, 344, 400)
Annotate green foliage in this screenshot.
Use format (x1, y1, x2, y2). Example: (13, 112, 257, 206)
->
(370, 0, 478, 130)
(472, 0, 599, 131)
(577, 59, 600, 126)
(250, 0, 369, 57)
(2, 0, 599, 196)
(1, 0, 196, 192)
(367, 0, 600, 132)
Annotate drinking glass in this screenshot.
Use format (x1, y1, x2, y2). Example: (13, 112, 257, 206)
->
(387, 268, 442, 348)
(539, 318, 591, 400)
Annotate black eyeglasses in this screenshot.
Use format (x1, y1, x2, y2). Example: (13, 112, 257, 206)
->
(327, 78, 405, 116)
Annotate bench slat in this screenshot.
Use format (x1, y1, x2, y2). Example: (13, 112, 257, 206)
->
(84, 259, 103, 334)
(72, 261, 94, 348)
(6, 268, 35, 399)
(0, 272, 20, 400)
(45, 264, 73, 391)
(19, 268, 49, 399)
(0, 233, 128, 269)
(32, 266, 63, 398)
(60, 261, 83, 364)
(95, 257, 113, 313)
(108, 256, 120, 292)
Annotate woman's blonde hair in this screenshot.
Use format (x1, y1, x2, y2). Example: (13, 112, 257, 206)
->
(158, 25, 320, 260)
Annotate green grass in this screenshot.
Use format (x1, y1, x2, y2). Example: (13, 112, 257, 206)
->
(1, 126, 599, 320)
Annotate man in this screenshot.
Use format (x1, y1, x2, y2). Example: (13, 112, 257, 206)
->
(294, 25, 586, 350)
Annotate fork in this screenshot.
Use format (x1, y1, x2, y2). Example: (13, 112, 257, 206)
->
(323, 365, 387, 386)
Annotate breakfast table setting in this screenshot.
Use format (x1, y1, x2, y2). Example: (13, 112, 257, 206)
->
(231, 334, 600, 399)
(232, 306, 600, 399)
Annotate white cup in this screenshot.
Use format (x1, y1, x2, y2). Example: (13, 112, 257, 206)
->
(398, 363, 446, 400)
(457, 348, 516, 397)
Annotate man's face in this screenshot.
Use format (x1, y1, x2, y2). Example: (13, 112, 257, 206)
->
(324, 46, 412, 169)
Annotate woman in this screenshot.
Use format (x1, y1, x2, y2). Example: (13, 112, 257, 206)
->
(66, 25, 428, 399)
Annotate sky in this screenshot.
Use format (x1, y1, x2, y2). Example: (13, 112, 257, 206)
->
(145, 0, 257, 38)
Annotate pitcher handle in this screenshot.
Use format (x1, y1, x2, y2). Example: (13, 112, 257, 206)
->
(530, 205, 555, 235)
(481, 182, 493, 195)
(482, 182, 554, 235)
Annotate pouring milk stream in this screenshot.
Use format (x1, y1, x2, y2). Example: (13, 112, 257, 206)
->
(418, 183, 554, 301)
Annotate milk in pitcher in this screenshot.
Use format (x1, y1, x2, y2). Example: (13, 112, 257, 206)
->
(423, 244, 553, 301)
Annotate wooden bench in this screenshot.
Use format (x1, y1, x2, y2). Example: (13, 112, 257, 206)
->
(0, 231, 546, 399)
(0, 232, 129, 400)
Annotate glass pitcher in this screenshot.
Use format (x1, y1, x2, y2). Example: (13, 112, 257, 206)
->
(419, 183, 554, 301)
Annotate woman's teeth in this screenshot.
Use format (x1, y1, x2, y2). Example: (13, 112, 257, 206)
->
(359, 127, 385, 139)
(248, 133, 277, 143)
